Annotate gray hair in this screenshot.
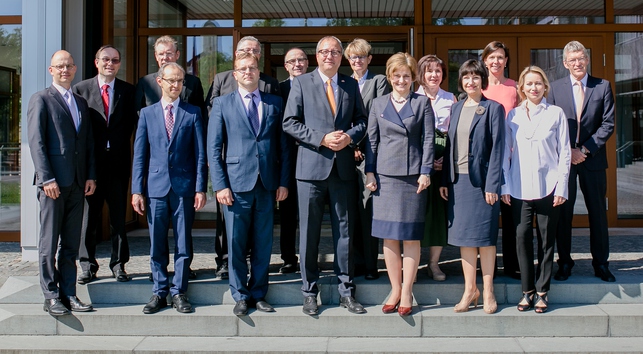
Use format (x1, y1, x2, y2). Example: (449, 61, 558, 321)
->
(157, 62, 185, 78)
(154, 36, 179, 52)
(563, 41, 589, 61)
(316, 36, 343, 55)
(236, 36, 261, 52)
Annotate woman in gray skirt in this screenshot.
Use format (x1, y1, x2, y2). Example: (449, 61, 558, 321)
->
(365, 52, 435, 316)
(440, 59, 505, 314)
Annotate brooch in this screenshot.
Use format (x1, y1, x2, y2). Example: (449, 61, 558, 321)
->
(475, 106, 486, 115)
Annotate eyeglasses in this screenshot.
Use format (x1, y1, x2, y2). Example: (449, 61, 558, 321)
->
(156, 51, 176, 58)
(237, 48, 261, 55)
(318, 50, 342, 58)
(235, 66, 259, 74)
(51, 64, 76, 71)
(566, 57, 587, 65)
(161, 78, 184, 86)
(348, 55, 368, 62)
(98, 57, 121, 64)
(286, 58, 308, 65)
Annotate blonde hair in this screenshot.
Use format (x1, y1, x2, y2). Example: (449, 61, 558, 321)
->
(385, 52, 417, 83)
(517, 65, 550, 102)
(344, 38, 371, 59)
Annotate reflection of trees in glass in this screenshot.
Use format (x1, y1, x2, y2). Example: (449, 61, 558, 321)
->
(0, 27, 21, 71)
(327, 18, 410, 26)
(197, 51, 234, 93)
(252, 19, 286, 27)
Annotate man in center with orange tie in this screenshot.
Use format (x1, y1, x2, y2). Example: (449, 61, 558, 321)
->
(283, 36, 368, 315)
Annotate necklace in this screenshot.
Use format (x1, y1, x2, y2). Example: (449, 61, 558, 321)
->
(391, 94, 408, 104)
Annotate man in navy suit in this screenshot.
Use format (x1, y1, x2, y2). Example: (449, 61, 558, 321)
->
(209, 52, 290, 316)
(74, 45, 137, 283)
(132, 62, 207, 314)
(283, 36, 368, 315)
(28, 50, 96, 316)
(549, 40, 616, 282)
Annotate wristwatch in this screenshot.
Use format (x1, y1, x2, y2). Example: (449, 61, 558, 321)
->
(580, 146, 589, 155)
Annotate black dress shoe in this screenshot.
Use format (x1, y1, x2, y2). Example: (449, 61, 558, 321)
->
(148, 273, 154, 282)
(189, 269, 197, 280)
(554, 263, 573, 281)
(77, 270, 96, 284)
(43, 298, 70, 316)
(365, 271, 379, 280)
(255, 299, 275, 312)
(143, 295, 167, 314)
(63, 296, 93, 312)
(594, 264, 616, 282)
(340, 296, 366, 314)
(112, 268, 130, 282)
(233, 300, 248, 316)
(302, 296, 318, 315)
(216, 262, 229, 280)
(172, 294, 193, 313)
(279, 263, 297, 274)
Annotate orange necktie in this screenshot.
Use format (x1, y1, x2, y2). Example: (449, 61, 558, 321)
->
(573, 80, 584, 144)
(326, 79, 337, 116)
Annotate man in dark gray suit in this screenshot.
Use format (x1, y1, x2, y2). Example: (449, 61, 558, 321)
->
(74, 45, 137, 284)
(549, 40, 616, 282)
(28, 50, 96, 316)
(283, 36, 368, 315)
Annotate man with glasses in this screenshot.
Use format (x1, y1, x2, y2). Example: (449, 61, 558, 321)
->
(132, 62, 207, 314)
(549, 40, 616, 282)
(28, 50, 96, 316)
(205, 36, 280, 280)
(73, 45, 137, 284)
(283, 36, 368, 315)
(277, 47, 309, 274)
(209, 52, 290, 315)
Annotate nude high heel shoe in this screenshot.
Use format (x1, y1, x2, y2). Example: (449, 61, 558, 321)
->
(483, 290, 498, 314)
(454, 288, 480, 313)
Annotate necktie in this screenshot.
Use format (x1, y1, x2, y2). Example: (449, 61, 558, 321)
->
(64, 91, 80, 132)
(246, 93, 260, 136)
(101, 84, 110, 124)
(165, 104, 174, 140)
(326, 79, 337, 116)
(573, 80, 584, 144)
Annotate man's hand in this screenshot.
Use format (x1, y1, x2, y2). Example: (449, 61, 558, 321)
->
(276, 187, 288, 202)
(84, 180, 96, 196)
(485, 192, 499, 205)
(216, 188, 234, 206)
(354, 148, 364, 162)
(322, 131, 351, 151)
(571, 147, 587, 165)
(132, 194, 145, 215)
(43, 181, 60, 200)
(365, 172, 377, 192)
(194, 192, 206, 211)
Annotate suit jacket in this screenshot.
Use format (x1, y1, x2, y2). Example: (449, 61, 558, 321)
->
(206, 70, 280, 112)
(279, 79, 292, 102)
(208, 91, 290, 193)
(131, 100, 207, 198)
(360, 71, 390, 114)
(443, 96, 505, 194)
(282, 69, 368, 181)
(365, 93, 434, 176)
(135, 73, 207, 119)
(73, 76, 137, 177)
(548, 74, 614, 170)
(27, 86, 96, 188)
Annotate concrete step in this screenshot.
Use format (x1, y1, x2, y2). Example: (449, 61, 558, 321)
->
(1, 335, 643, 353)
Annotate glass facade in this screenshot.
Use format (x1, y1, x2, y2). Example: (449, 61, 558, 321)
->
(148, 0, 234, 28)
(615, 0, 643, 24)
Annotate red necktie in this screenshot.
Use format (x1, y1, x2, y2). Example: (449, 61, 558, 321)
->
(101, 84, 110, 124)
(165, 104, 174, 140)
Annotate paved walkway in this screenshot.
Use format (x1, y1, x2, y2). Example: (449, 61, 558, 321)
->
(1, 227, 642, 287)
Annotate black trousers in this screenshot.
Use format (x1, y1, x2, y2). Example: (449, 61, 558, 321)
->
(279, 180, 299, 265)
(512, 193, 559, 293)
(500, 201, 519, 274)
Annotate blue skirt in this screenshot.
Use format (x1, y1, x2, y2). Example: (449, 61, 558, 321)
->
(372, 174, 427, 241)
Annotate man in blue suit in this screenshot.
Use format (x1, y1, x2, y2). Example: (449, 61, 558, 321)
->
(132, 62, 207, 314)
(209, 52, 290, 316)
(283, 36, 368, 315)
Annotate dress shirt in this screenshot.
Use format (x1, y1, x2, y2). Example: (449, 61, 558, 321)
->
(353, 70, 368, 93)
(161, 97, 180, 130)
(570, 73, 588, 121)
(502, 98, 571, 200)
(48, 83, 81, 185)
(416, 86, 455, 132)
(98, 78, 115, 147)
(318, 70, 338, 108)
(238, 87, 263, 125)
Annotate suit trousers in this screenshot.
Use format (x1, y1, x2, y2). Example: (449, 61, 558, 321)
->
(501, 202, 519, 274)
(298, 165, 356, 298)
(38, 183, 84, 299)
(279, 180, 299, 265)
(214, 204, 228, 266)
(556, 163, 609, 267)
(147, 189, 194, 298)
(79, 152, 130, 272)
(512, 194, 559, 293)
(223, 178, 274, 302)
(353, 160, 378, 273)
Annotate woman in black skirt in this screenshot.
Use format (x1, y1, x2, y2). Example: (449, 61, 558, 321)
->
(365, 52, 435, 316)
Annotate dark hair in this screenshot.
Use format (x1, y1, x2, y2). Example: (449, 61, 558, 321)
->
(417, 54, 447, 87)
(457, 59, 488, 93)
(481, 41, 510, 65)
(95, 45, 121, 59)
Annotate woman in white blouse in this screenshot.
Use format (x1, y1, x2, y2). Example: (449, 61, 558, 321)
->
(500, 66, 571, 314)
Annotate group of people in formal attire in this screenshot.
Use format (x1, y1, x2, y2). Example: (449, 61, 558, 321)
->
(27, 34, 615, 318)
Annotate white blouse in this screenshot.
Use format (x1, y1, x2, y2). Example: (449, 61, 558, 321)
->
(502, 98, 571, 200)
(416, 86, 455, 132)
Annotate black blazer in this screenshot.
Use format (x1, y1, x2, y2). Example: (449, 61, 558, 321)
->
(134, 72, 206, 119)
(206, 70, 280, 113)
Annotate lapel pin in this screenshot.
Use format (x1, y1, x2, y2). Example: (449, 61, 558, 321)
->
(475, 106, 486, 115)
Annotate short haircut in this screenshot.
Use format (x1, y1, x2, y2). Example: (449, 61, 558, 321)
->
(234, 52, 259, 69)
(344, 38, 371, 59)
(95, 45, 121, 59)
(236, 36, 261, 52)
(385, 52, 418, 83)
(154, 36, 178, 52)
(316, 36, 343, 55)
(417, 54, 447, 87)
(481, 41, 510, 66)
(157, 62, 185, 79)
(563, 40, 589, 61)
(457, 59, 489, 92)
(517, 65, 550, 102)
(284, 47, 305, 59)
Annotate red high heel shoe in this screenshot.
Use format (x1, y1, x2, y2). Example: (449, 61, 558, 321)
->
(382, 300, 400, 314)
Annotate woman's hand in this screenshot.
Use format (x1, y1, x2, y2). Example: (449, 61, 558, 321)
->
(485, 192, 499, 205)
(501, 194, 511, 205)
(553, 196, 566, 207)
(416, 174, 431, 194)
(439, 187, 448, 201)
(433, 157, 443, 171)
(365, 172, 377, 192)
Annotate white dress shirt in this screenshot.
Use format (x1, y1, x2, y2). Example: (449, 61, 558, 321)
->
(502, 98, 572, 200)
(238, 86, 263, 125)
(416, 86, 455, 133)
